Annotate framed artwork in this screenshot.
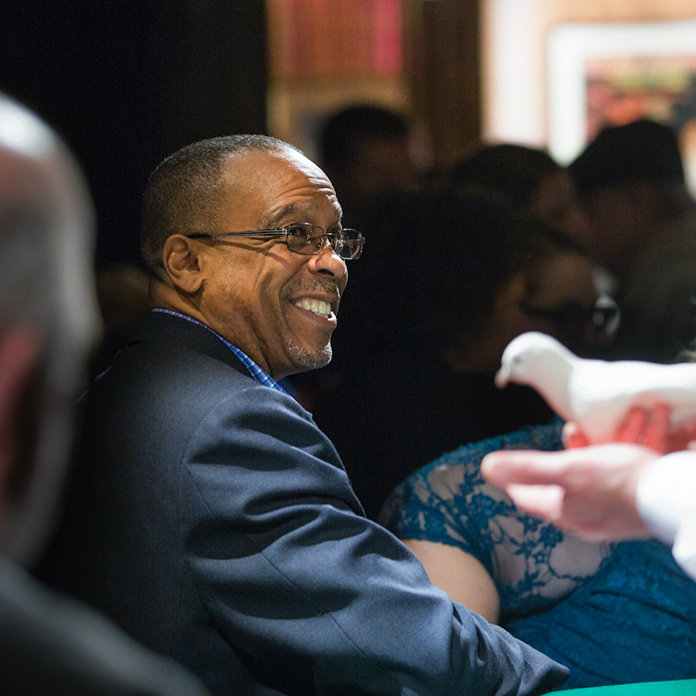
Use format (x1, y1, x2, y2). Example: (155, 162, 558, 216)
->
(547, 20, 696, 193)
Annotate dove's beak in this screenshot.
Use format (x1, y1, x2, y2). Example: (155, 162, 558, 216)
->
(494, 366, 509, 389)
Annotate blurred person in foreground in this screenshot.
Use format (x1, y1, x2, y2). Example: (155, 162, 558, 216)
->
(0, 94, 209, 694)
(35, 134, 568, 696)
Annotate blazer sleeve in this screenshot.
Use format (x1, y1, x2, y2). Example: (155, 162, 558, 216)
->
(180, 384, 568, 696)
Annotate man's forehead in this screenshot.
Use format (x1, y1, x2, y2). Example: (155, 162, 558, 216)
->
(265, 199, 343, 228)
(222, 147, 341, 219)
(226, 145, 314, 174)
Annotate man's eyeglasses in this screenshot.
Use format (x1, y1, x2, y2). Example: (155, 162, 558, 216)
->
(186, 223, 364, 260)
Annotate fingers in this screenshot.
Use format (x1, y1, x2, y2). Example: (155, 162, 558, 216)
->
(643, 403, 669, 452)
(616, 407, 648, 443)
(667, 420, 696, 453)
(562, 406, 668, 450)
(482, 443, 657, 489)
(481, 450, 567, 487)
(611, 404, 671, 451)
(562, 422, 589, 449)
(504, 484, 564, 522)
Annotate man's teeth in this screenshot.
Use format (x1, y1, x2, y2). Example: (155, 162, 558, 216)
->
(295, 298, 331, 318)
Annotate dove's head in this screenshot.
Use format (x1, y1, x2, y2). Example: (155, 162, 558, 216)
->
(495, 331, 572, 389)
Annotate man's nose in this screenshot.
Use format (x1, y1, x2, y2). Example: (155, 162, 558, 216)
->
(307, 238, 348, 278)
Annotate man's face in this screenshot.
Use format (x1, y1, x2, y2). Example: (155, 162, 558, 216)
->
(198, 147, 348, 380)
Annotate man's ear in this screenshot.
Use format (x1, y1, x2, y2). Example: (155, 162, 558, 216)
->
(0, 326, 42, 508)
(161, 235, 206, 294)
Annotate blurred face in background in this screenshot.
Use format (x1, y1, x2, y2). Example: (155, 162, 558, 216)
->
(335, 135, 416, 206)
(455, 250, 608, 375)
(528, 168, 590, 245)
(517, 251, 611, 358)
(578, 183, 656, 278)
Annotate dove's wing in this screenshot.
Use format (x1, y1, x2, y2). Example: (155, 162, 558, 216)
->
(570, 359, 696, 440)
(568, 360, 636, 443)
(613, 360, 696, 392)
(626, 361, 696, 428)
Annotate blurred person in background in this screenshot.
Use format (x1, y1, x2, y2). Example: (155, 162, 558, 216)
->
(450, 143, 589, 244)
(317, 103, 418, 222)
(312, 186, 614, 520)
(570, 119, 696, 363)
(0, 93, 208, 696)
(289, 103, 421, 406)
(450, 142, 618, 346)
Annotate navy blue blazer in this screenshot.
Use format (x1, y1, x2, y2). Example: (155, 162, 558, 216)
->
(36, 312, 567, 696)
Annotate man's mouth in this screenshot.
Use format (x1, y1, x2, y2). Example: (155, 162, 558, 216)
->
(294, 298, 332, 319)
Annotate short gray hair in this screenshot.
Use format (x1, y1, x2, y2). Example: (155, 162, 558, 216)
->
(140, 134, 302, 272)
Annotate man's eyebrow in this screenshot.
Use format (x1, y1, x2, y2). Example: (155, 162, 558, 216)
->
(265, 202, 343, 229)
(265, 203, 308, 229)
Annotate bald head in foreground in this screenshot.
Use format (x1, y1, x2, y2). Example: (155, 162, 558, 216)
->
(0, 94, 209, 695)
(37, 134, 567, 695)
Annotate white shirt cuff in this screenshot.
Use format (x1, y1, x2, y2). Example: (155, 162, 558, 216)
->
(636, 450, 696, 581)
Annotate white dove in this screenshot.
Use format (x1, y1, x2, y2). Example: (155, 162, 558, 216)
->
(495, 331, 696, 444)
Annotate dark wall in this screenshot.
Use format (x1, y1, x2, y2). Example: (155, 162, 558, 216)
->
(0, 0, 268, 268)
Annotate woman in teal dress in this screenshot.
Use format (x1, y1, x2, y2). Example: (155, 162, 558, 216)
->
(381, 420, 696, 689)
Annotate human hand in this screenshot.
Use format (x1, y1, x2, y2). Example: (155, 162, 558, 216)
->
(563, 403, 696, 454)
(481, 444, 660, 541)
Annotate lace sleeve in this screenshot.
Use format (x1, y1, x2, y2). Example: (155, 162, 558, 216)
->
(381, 420, 614, 620)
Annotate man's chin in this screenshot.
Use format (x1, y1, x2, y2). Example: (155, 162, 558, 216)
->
(289, 340, 333, 373)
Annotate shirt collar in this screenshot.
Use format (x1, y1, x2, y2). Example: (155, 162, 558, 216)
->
(151, 308, 288, 395)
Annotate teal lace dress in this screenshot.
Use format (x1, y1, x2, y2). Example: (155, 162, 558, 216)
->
(381, 420, 696, 689)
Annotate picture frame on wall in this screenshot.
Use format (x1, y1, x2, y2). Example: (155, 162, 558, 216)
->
(547, 19, 696, 193)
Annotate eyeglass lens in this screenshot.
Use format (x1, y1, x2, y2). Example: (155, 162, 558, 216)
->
(285, 224, 363, 259)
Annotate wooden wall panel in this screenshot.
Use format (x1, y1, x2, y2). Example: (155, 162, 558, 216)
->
(268, 0, 402, 80)
(403, 0, 482, 170)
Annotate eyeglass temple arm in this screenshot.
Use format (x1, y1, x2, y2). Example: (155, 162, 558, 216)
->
(186, 230, 287, 240)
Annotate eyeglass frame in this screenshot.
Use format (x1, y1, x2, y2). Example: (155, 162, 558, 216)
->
(519, 295, 620, 334)
(185, 223, 364, 260)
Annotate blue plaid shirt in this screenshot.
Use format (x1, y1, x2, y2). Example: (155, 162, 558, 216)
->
(152, 308, 288, 395)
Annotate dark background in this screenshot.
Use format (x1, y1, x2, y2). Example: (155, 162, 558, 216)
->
(0, 0, 268, 268)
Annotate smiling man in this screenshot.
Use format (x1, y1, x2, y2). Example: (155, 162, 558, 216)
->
(37, 136, 567, 696)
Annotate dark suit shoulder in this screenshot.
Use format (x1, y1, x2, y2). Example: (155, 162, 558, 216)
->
(90, 311, 312, 428)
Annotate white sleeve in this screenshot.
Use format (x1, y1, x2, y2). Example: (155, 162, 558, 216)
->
(636, 450, 696, 581)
